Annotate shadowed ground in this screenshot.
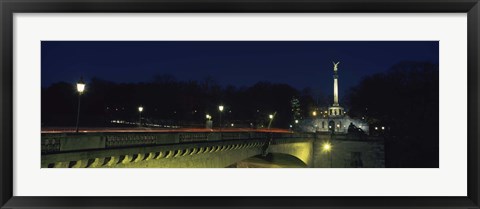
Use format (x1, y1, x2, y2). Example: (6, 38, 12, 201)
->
(230, 153, 307, 168)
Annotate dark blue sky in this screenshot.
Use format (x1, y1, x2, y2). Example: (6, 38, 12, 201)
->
(41, 41, 438, 97)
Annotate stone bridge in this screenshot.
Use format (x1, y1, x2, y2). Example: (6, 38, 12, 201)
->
(41, 131, 316, 168)
(41, 131, 384, 168)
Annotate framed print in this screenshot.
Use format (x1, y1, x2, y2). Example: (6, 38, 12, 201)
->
(1, 0, 479, 208)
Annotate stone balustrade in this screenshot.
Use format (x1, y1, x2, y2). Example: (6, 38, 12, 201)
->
(41, 131, 383, 168)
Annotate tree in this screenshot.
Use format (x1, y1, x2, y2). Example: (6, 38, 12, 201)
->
(42, 78, 304, 129)
(291, 97, 301, 121)
(347, 61, 439, 168)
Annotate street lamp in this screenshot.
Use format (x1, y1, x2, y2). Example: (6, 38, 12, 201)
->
(205, 114, 213, 129)
(218, 105, 224, 139)
(322, 142, 331, 152)
(322, 141, 333, 168)
(312, 111, 317, 117)
(267, 112, 277, 129)
(138, 106, 143, 126)
(75, 77, 86, 133)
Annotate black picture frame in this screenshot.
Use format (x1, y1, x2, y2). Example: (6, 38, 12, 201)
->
(1, 0, 479, 208)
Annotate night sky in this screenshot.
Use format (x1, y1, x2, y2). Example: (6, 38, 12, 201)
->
(41, 41, 439, 97)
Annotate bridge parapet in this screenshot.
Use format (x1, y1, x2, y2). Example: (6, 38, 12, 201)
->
(41, 131, 319, 154)
(42, 137, 312, 168)
(41, 131, 382, 168)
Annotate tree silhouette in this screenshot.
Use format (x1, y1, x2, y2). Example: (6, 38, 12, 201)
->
(347, 61, 439, 168)
(42, 77, 313, 129)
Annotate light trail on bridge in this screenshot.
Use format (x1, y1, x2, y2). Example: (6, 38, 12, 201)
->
(41, 127, 294, 134)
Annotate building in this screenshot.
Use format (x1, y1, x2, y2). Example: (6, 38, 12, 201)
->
(300, 62, 369, 134)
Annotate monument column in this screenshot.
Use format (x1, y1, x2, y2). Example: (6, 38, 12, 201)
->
(333, 62, 340, 107)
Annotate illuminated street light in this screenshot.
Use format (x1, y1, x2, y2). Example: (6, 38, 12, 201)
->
(75, 77, 86, 133)
(205, 114, 213, 129)
(322, 142, 332, 152)
(76, 80, 85, 94)
(218, 105, 224, 139)
(138, 106, 144, 126)
(312, 111, 317, 117)
(382, 126, 385, 130)
(295, 120, 299, 124)
(322, 142, 333, 167)
(268, 112, 277, 129)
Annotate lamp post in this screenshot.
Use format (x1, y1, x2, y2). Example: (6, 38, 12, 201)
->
(267, 112, 277, 129)
(75, 77, 85, 133)
(322, 141, 333, 168)
(218, 105, 224, 139)
(206, 114, 212, 129)
(138, 106, 143, 126)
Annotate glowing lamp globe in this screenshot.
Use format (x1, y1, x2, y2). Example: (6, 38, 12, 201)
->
(76, 81, 85, 94)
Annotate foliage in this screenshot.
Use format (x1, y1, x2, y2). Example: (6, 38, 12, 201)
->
(42, 76, 312, 128)
(347, 61, 439, 167)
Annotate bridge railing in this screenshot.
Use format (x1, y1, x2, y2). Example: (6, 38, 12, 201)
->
(41, 131, 379, 155)
(41, 131, 318, 154)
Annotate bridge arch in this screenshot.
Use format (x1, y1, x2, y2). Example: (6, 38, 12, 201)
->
(42, 132, 315, 168)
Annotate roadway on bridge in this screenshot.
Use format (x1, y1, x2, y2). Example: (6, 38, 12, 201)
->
(41, 127, 293, 134)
